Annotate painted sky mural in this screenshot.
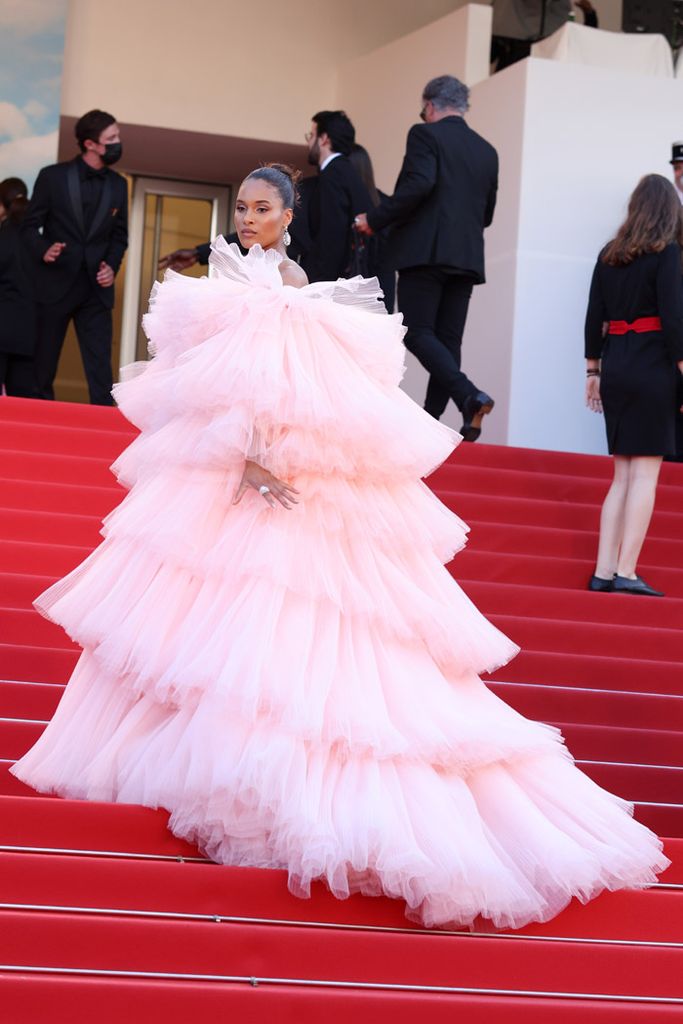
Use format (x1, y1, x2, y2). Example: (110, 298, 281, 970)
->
(0, 0, 67, 192)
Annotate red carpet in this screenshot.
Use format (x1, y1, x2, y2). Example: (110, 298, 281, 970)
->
(1, 395, 682, 1020)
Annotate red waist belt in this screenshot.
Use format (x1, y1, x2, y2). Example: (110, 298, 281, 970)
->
(608, 317, 662, 335)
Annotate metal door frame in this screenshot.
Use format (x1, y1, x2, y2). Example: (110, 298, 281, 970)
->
(119, 177, 231, 368)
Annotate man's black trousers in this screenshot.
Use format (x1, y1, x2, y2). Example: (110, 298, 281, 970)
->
(34, 268, 114, 405)
(397, 266, 479, 420)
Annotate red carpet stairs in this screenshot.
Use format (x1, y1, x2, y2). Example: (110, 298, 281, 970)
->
(1, 395, 682, 1022)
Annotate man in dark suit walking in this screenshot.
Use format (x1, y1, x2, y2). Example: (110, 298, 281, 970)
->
(23, 109, 128, 404)
(302, 110, 371, 283)
(356, 76, 498, 440)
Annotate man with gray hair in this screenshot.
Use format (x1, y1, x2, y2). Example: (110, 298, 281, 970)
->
(356, 75, 498, 439)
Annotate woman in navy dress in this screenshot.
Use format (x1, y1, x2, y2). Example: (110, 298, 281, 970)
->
(585, 174, 683, 597)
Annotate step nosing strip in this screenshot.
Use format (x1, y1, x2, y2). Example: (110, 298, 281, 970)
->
(491, 681, 683, 701)
(0, 964, 682, 1002)
(2, 902, 683, 948)
(0, 716, 49, 725)
(0, 844, 209, 863)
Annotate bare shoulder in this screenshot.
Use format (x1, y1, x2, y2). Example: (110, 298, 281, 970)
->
(279, 259, 309, 289)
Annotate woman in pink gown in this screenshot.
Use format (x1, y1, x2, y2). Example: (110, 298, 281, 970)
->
(12, 163, 669, 930)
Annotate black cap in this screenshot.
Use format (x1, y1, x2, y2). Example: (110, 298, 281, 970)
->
(671, 142, 683, 164)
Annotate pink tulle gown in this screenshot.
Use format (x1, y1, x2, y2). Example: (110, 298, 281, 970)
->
(12, 240, 669, 929)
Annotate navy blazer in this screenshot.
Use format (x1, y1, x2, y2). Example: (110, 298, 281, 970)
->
(23, 157, 128, 308)
(367, 116, 498, 282)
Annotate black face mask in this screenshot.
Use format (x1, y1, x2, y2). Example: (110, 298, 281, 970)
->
(101, 142, 122, 166)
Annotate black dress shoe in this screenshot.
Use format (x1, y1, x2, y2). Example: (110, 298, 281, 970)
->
(612, 574, 664, 597)
(460, 391, 495, 442)
(588, 575, 614, 592)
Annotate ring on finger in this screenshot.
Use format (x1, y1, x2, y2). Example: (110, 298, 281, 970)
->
(259, 485, 271, 496)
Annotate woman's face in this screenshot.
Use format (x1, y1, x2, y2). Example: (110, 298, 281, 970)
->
(0, 202, 6, 223)
(234, 179, 292, 250)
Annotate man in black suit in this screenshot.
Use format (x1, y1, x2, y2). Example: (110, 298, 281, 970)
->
(23, 109, 128, 404)
(302, 111, 371, 283)
(356, 76, 498, 440)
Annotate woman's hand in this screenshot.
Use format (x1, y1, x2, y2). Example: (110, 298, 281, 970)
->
(233, 460, 300, 510)
(585, 375, 602, 414)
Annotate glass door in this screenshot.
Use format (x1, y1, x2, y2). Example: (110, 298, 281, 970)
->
(120, 178, 231, 367)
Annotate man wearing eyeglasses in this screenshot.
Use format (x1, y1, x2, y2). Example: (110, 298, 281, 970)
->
(355, 76, 498, 440)
(301, 110, 371, 283)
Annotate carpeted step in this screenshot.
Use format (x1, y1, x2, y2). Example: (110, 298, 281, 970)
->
(4, 974, 682, 1024)
(0, 681, 64, 720)
(0, 396, 132, 432)
(1, 450, 118, 489)
(0, 760, 40, 797)
(0, 795, 200, 858)
(431, 464, 683, 513)
(469, 520, 683, 567)
(495, 649, 683, 697)
(0, 477, 123, 516)
(1, 849, 680, 942)
(0, 508, 102, 548)
(0, 421, 135, 459)
(577, 762, 683, 804)
(3, 909, 683, 998)
(461, 580, 683, 630)
(452, 550, 682, 597)
(0, 610, 78, 650)
(441, 440, 683, 488)
(449, 492, 683, 540)
(490, 615, 683, 663)
(0, 573, 57, 610)
(0, 539, 94, 576)
(489, 682, 683, 732)
(0, 644, 78, 684)
(555, 721, 683, 769)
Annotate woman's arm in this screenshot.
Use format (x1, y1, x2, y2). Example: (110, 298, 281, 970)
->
(584, 261, 605, 413)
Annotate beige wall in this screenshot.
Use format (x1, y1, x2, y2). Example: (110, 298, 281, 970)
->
(61, 0, 485, 145)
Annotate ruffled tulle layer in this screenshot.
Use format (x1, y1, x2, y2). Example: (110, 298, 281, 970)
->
(13, 241, 670, 929)
(36, 461, 518, 689)
(13, 651, 668, 931)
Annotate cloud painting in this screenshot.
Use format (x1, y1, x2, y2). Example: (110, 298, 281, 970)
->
(0, 0, 67, 192)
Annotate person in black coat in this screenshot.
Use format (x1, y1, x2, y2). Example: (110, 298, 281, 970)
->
(301, 111, 371, 283)
(347, 144, 395, 313)
(356, 76, 498, 441)
(0, 177, 37, 396)
(584, 174, 683, 598)
(23, 109, 128, 405)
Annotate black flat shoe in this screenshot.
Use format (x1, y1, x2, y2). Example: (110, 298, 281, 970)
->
(588, 575, 614, 592)
(460, 391, 495, 442)
(612, 574, 664, 597)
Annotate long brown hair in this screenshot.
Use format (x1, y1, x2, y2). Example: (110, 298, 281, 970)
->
(348, 144, 380, 207)
(602, 174, 683, 266)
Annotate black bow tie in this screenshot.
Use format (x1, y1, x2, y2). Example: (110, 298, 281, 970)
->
(84, 166, 107, 181)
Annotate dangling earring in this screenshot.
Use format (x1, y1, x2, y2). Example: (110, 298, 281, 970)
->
(283, 226, 291, 247)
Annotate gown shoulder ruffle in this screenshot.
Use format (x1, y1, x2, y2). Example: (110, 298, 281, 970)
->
(11, 238, 669, 931)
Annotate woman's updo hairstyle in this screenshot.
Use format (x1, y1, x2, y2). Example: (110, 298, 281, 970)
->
(244, 163, 302, 210)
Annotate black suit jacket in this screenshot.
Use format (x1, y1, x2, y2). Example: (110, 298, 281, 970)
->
(23, 157, 128, 308)
(302, 156, 371, 282)
(367, 117, 498, 283)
